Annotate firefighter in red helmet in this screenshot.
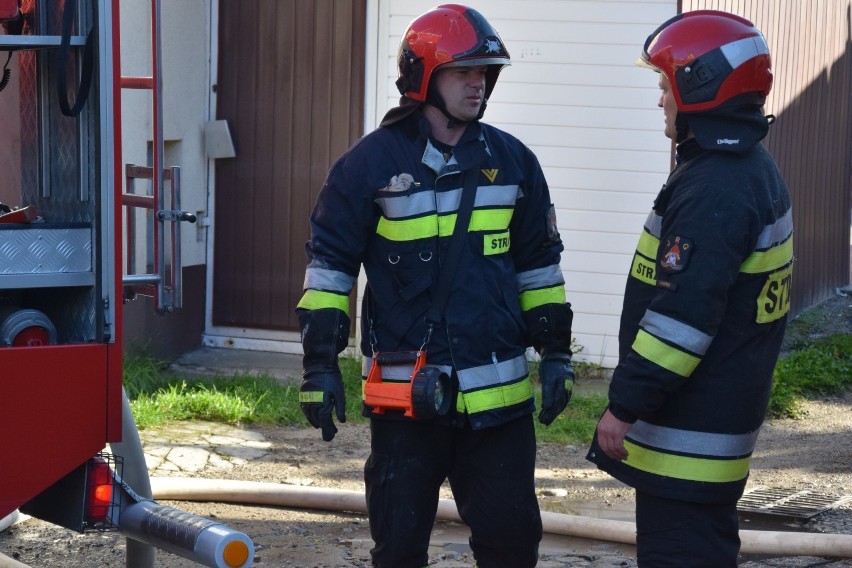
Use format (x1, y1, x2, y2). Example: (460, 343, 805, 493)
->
(391, 3, 510, 125)
(587, 11, 793, 567)
(296, 5, 573, 567)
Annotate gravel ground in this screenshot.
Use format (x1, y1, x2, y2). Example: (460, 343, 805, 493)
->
(1, 294, 850, 567)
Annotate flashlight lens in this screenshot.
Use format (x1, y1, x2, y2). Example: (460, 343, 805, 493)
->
(433, 379, 446, 411)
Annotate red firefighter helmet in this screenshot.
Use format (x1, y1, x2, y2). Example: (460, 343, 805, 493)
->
(638, 10, 773, 112)
(395, 4, 511, 102)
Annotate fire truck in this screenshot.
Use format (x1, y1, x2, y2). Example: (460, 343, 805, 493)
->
(0, 1, 253, 566)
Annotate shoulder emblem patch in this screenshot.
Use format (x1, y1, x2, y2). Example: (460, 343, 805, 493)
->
(546, 204, 561, 243)
(659, 235, 693, 273)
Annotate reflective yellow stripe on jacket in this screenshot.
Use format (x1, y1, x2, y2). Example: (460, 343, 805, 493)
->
(456, 354, 533, 414)
(623, 420, 759, 483)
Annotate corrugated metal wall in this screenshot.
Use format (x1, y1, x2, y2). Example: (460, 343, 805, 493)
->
(682, 0, 852, 314)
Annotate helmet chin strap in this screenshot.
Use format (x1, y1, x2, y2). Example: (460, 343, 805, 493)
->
(426, 83, 487, 129)
(426, 89, 464, 128)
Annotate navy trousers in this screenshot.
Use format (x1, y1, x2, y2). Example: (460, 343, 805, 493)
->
(635, 490, 740, 567)
(364, 414, 542, 568)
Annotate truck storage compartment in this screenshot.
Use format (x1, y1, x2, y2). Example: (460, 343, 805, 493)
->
(0, 223, 93, 287)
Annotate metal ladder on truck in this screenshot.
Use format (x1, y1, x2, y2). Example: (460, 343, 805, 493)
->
(120, 0, 195, 314)
(112, 3, 249, 568)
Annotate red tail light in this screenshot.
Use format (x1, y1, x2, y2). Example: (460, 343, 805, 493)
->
(85, 457, 114, 524)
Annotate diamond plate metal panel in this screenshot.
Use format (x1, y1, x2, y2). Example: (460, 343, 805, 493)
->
(0, 226, 92, 274)
(18, 50, 38, 202)
(35, 286, 99, 343)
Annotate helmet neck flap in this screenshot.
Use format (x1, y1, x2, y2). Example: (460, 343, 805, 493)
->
(681, 97, 771, 154)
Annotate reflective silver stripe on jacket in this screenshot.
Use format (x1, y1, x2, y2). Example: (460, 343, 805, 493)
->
(303, 266, 356, 293)
(644, 211, 662, 238)
(362, 354, 528, 391)
(456, 353, 528, 391)
(376, 184, 520, 220)
(755, 207, 793, 249)
(361, 356, 452, 380)
(628, 420, 761, 457)
(516, 265, 565, 292)
(376, 190, 441, 218)
(639, 310, 714, 356)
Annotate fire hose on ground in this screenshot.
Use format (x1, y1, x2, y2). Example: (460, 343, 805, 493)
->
(148, 477, 852, 558)
(2, 477, 851, 566)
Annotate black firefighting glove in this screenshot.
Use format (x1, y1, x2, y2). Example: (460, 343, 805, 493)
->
(538, 352, 574, 426)
(522, 302, 575, 424)
(297, 307, 350, 442)
(299, 367, 346, 442)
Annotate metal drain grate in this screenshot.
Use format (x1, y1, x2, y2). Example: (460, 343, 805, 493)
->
(737, 487, 852, 520)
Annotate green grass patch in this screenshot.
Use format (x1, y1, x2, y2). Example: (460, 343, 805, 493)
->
(768, 332, 852, 419)
(125, 329, 848, 441)
(533, 392, 608, 444)
(125, 352, 607, 443)
(125, 353, 302, 429)
(122, 352, 170, 399)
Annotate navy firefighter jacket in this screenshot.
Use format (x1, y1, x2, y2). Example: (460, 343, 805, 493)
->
(298, 111, 567, 430)
(587, 138, 793, 504)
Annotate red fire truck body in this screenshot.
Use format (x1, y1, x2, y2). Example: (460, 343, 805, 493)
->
(0, 2, 252, 566)
(1, 346, 121, 516)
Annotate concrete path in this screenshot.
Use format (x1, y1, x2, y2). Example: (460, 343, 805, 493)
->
(138, 420, 272, 477)
(170, 346, 304, 385)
